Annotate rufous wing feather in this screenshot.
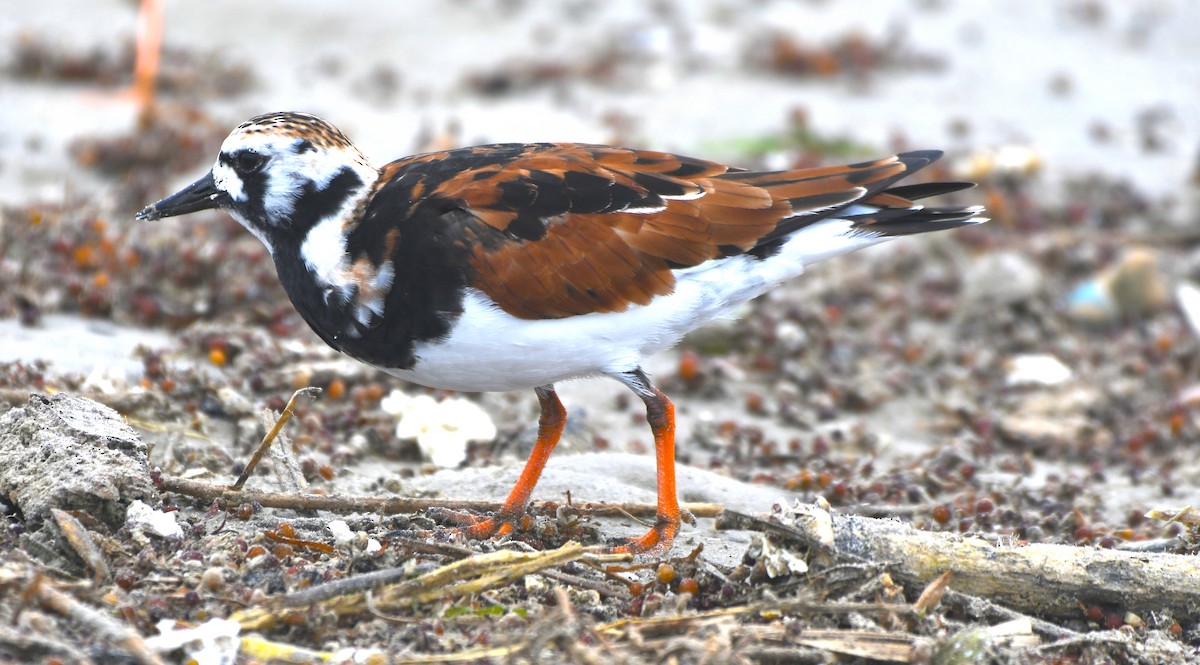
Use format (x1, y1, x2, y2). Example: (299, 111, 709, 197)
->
(381, 145, 968, 319)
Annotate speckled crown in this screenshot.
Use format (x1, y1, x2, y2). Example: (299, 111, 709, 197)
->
(234, 111, 355, 150)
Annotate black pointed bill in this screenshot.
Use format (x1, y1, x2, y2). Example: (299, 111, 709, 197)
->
(136, 171, 226, 221)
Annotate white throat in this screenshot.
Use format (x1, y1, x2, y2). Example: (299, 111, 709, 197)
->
(295, 157, 378, 288)
(301, 212, 353, 288)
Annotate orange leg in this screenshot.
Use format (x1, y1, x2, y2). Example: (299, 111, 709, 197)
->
(464, 385, 566, 539)
(132, 0, 163, 116)
(83, 0, 162, 113)
(609, 370, 681, 555)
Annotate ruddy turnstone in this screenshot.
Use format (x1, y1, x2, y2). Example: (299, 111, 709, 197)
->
(137, 112, 985, 554)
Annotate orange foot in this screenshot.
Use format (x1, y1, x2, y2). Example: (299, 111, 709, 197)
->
(435, 386, 565, 544)
(424, 506, 525, 539)
(448, 508, 678, 554)
(461, 511, 527, 540)
(608, 516, 680, 556)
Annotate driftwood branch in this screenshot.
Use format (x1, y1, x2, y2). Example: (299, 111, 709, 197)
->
(775, 503, 1200, 621)
(157, 474, 724, 520)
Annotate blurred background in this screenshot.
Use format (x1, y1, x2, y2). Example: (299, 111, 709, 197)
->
(3, 0, 1200, 555)
(3, 1, 1197, 204)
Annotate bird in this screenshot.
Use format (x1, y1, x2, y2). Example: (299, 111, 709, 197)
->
(137, 111, 985, 554)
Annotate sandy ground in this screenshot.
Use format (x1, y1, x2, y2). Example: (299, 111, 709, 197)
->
(3, 1, 1200, 663)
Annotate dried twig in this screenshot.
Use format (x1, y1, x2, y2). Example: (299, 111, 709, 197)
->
(385, 645, 527, 664)
(387, 535, 630, 599)
(0, 625, 93, 663)
(937, 588, 1078, 640)
(599, 610, 1037, 663)
(912, 570, 952, 615)
(596, 597, 917, 640)
(271, 566, 415, 608)
(734, 646, 826, 664)
(260, 409, 306, 493)
(372, 542, 621, 608)
(230, 387, 321, 490)
(159, 474, 723, 520)
(716, 508, 846, 559)
(27, 574, 165, 665)
(789, 629, 920, 663)
(1030, 630, 1138, 655)
(230, 540, 625, 631)
(539, 567, 630, 600)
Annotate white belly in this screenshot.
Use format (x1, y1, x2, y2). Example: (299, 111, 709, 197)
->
(381, 285, 713, 391)
(381, 219, 883, 392)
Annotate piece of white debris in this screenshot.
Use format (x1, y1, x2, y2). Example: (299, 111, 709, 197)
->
(126, 500, 183, 539)
(145, 618, 240, 665)
(382, 390, 497, 468)
(327, 520, 354, 547)
(1005, 354, 1073, 387)
(365, 538, 382, 554)
(329, 647, 388, 663)
(215, 386, 255, 417)
(774, 320, 807, 351)
(379, 388, 410, 416)
(81, 364, 126, 395)
(749, 535, 808, 578)
(1176, 282, 1200, 340)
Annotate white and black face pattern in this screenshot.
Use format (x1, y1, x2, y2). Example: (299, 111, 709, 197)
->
(209, 122, 378, 255)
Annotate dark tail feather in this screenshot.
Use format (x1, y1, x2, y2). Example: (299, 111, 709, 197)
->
(883, 181, 976, 201)
(855, 205, 986, 236)
(846, 153, 985, 236)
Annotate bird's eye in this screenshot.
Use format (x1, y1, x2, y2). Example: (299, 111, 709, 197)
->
(233, 150, 268, 174)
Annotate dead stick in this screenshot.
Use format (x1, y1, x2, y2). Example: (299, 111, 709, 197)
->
(385, 536, 629, 599)
(232, 542, 607, 630)
(938, 588, 1077, 641)
(717, 508, 846, 559)
(784, 503, 1200, 621)
(32, 577, 165, 665)
(595, 597, 920, 640)
(0, 625, 92, 663)
(230, 387, 321, 490)
(719, 508, 1077, 638)
(269, 538, 627, 610)
(539, 568, 630, 600)
(274, 567, 413, 608)
(159, 474, 724, 520)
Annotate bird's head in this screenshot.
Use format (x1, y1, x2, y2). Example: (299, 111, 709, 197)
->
(136, 111, 377, 254)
